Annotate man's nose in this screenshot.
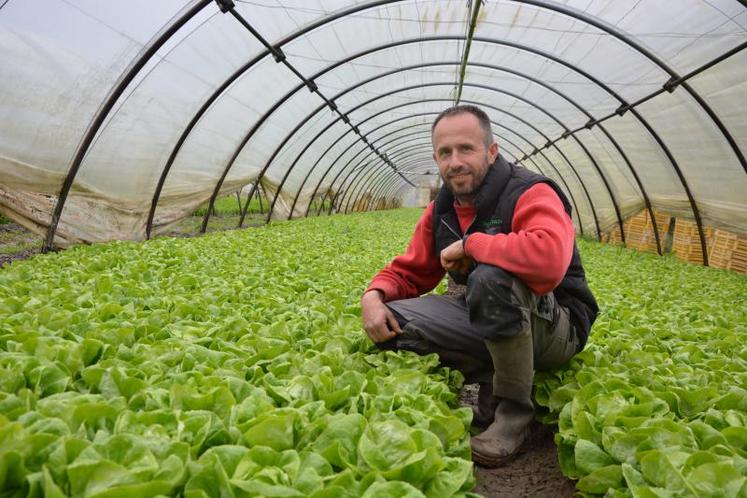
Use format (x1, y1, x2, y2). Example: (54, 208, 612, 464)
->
(448, 150, 465, 166)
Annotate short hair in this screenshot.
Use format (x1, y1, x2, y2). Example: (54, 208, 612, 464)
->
(431, 105, 493, 147)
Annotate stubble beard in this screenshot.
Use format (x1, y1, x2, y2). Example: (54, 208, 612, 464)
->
(442, 156, 490, 203)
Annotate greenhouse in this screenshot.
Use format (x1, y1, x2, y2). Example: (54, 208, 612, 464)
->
(0, 0, 746, 497)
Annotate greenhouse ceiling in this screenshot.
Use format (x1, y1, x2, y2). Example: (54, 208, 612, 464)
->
(0, 0, 745, 261)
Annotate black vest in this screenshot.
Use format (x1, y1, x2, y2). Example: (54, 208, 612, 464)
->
(432, 155, 598, 348)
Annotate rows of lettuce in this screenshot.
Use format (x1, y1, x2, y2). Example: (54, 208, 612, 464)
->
(2, 207, 745, 497)
(0, 211, 474, 498)
(535, 242, 747, 497)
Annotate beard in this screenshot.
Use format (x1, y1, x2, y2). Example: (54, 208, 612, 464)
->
(442, 157, 490, 199)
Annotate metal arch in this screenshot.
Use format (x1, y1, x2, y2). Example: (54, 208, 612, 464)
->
(342, 144, 450, 214)
(355, 144, 439, 212)
(322, 125, 435, 216)
(191, 36, 610, 234)
(342, 127, 535, 216)
(353, 135, 523, 214)
(346, 130, 529, 215)
(287, 35, 689, 249)
(187, 34, 661, 244)
(306, 114, 435, 218)
(345, 130, 544, 217)
(308, 93, 603, 239)
(312, 101, 600, 236)
(336, 140, 435, 214)
(293, 121, 429, 217)
(282, 126, 432, 220)
(351, 140, 527, 215)
(145, 0, 405, 237)
(260, 68, 617, 236)
(43, 0, 213, 250)
(516, 0, 745, 177)
(292, 121, 422, 218)
(254, 34, 705, 256)
(311, 119, 437, 216)
(337, 140, 435, 209)
(342, 154, 435, 214)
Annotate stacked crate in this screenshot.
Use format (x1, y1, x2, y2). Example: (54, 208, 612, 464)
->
(601, 209, 668, 254)
(709, 229, 747, 274)
(672, 218, 715, 265)
(626, 209, 669, 254)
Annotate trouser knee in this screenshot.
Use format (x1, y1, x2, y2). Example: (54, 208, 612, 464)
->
(466, 264, 533, 307)
(465, 264, 533, 339)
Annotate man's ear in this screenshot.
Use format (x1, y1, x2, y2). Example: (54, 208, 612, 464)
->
(488, 141, 499, 162)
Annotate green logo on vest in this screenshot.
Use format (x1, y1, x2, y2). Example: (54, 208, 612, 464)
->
(483, 218, 503, 229)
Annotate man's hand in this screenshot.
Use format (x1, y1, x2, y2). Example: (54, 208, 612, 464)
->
(440, 240, 472, 274)
(361, 290, 402, 343)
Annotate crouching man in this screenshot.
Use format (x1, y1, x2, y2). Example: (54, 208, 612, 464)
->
(360, 105, 598, 467)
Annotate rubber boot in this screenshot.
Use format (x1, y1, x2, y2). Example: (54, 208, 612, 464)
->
(471, 382, 500, 430)
(471, 319, 535, 467)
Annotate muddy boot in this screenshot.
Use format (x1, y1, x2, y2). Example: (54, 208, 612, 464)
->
(471, 382, 500, 430)
(471, 320, 535, 467)
(470, 397, 534, 466)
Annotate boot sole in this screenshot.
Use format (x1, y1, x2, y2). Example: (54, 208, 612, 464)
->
(471, 445, 524, 468)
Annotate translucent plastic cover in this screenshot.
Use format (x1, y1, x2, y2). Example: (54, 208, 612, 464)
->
(0, 0, 745, 245)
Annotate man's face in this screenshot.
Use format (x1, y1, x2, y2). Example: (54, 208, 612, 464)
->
(432, 113, 498, 204)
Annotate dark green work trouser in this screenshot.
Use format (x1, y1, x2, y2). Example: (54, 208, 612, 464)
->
(378, 264, 580, 386)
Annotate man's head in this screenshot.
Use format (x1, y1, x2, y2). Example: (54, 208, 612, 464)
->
(431, 105, 498, 205)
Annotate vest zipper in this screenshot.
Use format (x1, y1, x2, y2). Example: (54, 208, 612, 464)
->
(440, 218, 462, 242)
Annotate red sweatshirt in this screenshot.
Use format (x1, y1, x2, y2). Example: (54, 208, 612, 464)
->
(366, 183, 575, 300)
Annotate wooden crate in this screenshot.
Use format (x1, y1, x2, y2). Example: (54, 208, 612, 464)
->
(603, 209, 668, 254)
(708, 229, 747, 274)
(673, 218, 716, 265)
(709, 229, 737, 269)
(730, 238, 747, 273)
(602, 210, 745, 274)
(602, 227, 623, 245)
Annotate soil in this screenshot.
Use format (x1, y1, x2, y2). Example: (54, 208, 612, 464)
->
(0, 222, 41, 268)
(461, 384, 577, 498)
(449, 277, 576, 498)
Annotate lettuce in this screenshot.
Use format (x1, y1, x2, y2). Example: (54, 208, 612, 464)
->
(535, 242, 747, 497)
(2, 209, 743, 496)
(0, 210, 474, 497)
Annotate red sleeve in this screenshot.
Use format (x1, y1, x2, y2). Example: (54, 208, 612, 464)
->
(464, 183, 575, 295)
(366, 202, 446, 301)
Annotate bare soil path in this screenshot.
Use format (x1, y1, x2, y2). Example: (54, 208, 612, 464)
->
(461, 384, 576, 498)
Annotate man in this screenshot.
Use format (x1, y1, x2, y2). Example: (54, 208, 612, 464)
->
(360, 105, 598, 467)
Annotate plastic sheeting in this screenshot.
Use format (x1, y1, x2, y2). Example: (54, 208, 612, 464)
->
(0, 0, 745, 247)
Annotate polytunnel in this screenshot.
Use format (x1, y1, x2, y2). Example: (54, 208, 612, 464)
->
(0, 0, 744, 261)
(1, 1, 747, 497)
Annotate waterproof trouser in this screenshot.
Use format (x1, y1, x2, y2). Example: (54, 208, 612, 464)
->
(378, 264, 580, 389)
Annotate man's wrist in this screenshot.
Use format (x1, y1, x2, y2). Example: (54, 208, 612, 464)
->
(362, 289, 384, 302)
